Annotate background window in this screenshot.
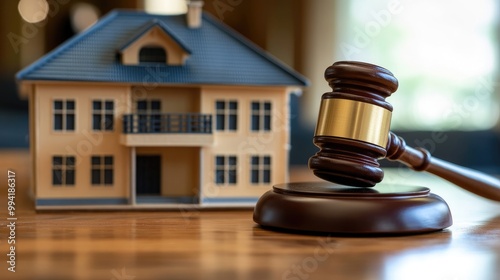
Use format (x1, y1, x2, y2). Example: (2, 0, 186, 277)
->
(336, 0, 498, 130)
(215, 155, 237, 185)
(53, 100, 75, 131)
(52, 156, 75, 186)
(250, 156, 271, 184)
(92, 100, 114, 131)
(215, 100, 238, 131)
(91, 155, 114, 186)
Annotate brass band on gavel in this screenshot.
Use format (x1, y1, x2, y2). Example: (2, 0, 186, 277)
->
(314, 98, 392, 148)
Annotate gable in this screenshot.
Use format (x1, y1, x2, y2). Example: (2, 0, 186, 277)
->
(120, 22, 191, 66)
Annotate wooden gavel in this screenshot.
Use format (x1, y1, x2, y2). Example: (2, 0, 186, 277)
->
(308, 61, 500, 201)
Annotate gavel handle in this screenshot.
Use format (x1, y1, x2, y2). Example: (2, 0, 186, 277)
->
(386, 132, 500, 202)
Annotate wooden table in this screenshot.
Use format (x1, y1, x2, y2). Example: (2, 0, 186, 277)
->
(1, 150, 500, 280)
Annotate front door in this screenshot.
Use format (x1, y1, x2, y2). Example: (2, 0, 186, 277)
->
(136, 155, 161, 195)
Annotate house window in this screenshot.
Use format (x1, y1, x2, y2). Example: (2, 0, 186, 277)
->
(52, 156, 75, 186)
(215, 100, 238, 131)
(137, 100, 162, 132)
(91, 156, 114, 186)
(139, 46, 167, 63)
(137, 99, 161, 112)
(251, 101, 272, 131)
(92, 100, 114, 131)
(215, 155, 237, 185)
(53, 100, 75, 131)
(250, 155, 271, 184)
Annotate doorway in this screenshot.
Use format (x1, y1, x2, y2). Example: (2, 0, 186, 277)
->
(136, 155, 161, 195)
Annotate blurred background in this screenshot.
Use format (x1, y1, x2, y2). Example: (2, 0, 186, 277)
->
(1, 0, 500, 172)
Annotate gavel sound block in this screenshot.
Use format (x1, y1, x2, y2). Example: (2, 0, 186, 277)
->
(253, 61, 500, 235)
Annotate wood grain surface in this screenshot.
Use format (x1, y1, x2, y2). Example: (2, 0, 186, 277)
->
(1, 150, 500, 280)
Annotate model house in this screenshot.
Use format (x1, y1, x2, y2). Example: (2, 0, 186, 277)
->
(16, 3, 308, 209)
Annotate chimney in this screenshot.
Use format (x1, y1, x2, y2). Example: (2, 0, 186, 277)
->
(186, 0, 203, 28)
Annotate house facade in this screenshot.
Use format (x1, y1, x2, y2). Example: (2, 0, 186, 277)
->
(17, 5, 307, 210)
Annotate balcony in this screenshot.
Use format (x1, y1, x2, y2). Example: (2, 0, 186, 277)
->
(120, 113, 214, 147)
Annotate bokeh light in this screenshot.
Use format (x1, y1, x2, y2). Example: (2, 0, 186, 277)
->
(145, 0, 188, 15)
(18, 0, 49, 23)
(70, 3, 100, 33)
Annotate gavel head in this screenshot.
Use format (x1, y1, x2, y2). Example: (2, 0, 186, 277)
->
(308, 61, 399, 187)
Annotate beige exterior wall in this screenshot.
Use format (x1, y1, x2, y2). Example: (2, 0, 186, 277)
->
(199, 86, 290, 200)
(33, 83, 131, 199)
(121, 26, 189, 65)
(29, 81, 292, 205)
(131, 86, 200, 112)
(29, 88, 37, 197)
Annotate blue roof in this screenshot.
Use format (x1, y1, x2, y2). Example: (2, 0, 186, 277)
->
(17, 10, 308, 87)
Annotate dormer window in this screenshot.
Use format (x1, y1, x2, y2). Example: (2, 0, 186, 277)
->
(139, 46, 167, 63)
(119, 20, 191, 66)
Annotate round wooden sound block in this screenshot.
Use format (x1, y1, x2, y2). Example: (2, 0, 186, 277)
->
(253, 182, 452, 235)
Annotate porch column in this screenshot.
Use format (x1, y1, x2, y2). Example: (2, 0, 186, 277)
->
(130, 147, 136, 206)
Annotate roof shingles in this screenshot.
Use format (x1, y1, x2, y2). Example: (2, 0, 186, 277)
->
(17, 10, 308, 87)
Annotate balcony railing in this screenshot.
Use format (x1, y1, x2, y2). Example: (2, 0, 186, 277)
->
(123, 113, 212, 134)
